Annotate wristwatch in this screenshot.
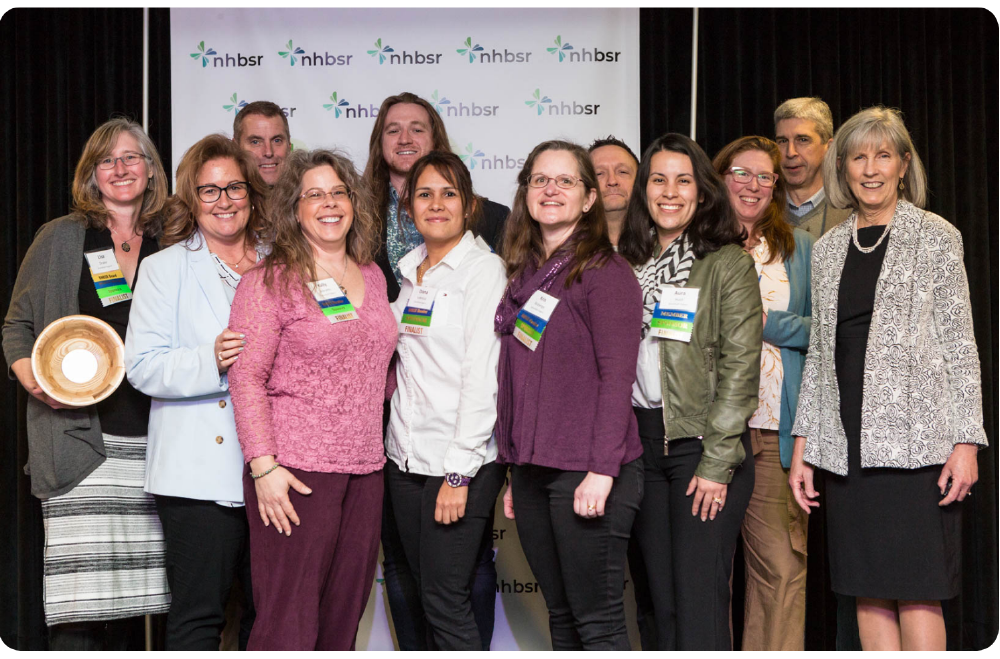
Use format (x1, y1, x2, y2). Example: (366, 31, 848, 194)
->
(445, 473, 472, 488)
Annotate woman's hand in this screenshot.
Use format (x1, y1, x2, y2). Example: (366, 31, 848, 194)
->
(686, 475, 728, 521)
(11, 357, 74, 409)
(574, 472, 614, 518)
(214, 329, 245, 375)
(435, 482, 468, 525)
(503, 482, 515, 519)
(250, 456, 312, 535)
(789, 436, 820, 514)
(938, 443, 979, 506)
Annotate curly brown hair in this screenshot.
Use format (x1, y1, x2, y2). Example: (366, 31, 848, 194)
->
(71, 117, 169, 236)
(500, 140, 613, 287)
(260, 148, 377, 293)
(160, 134, 270, 248)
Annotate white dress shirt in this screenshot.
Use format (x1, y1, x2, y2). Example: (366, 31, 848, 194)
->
(386, 231, 506, 477)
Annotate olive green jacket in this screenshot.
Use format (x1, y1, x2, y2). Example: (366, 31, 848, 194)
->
(657, 244, 762, 483)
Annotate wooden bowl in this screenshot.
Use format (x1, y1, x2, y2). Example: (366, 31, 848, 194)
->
(31, 315, 125, 407)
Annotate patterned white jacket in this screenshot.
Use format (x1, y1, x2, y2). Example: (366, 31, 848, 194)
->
(792, 200, 987, 476)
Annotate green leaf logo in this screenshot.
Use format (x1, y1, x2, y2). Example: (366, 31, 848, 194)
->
(524, 88, 552, 116)
(456, 36, 484, 64)
(430, 89, 451, 114)
(223, 92, 248, 113)
(278, 39, 306, 66)
(546, 35, 574, 62)
(367, 38, 394, 65)
(458, 142, 486, 169)
(191, 40, 218, 67)
(322, 91, 350, 118)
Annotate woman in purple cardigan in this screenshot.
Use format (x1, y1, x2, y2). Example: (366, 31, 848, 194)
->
(496, 140, 644, 650)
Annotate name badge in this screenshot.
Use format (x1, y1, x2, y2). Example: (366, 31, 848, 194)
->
(513, 290, 560, 351)
(400, 286, 438, 336)
(307, 278, 358, 324)
(84, 248, 132, 306)
(650, 286, 699, 342)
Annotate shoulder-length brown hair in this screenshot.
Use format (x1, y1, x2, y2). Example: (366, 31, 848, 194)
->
(160, 134, 270, 248)
(401, 151, 481, 236)
(71, 117, 169, 236)
(712, 136, 793, 265)
(361, 92, 451, 234)
(501, 140, 613, 286)
(260, 148, 377, 292)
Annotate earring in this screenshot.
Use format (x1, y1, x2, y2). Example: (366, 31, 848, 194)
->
(898, 178, 905, 191)
(583, 206, 590, 212)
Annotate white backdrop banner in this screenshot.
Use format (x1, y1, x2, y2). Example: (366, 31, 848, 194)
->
(170, 7, 641, 651)
(170, 7, 639, 206)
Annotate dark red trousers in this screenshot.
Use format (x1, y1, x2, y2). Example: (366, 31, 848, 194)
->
(243, 467, 383, 650)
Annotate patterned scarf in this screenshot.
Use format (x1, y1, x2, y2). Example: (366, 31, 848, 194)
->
(634, 231, 696, 338)
(386, 185, 425, 286)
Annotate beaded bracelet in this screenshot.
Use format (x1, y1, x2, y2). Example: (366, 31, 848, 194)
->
(251, 461, 280, 480)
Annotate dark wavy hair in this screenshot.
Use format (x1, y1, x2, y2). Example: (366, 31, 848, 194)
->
(712, 135, 793, 265)
(618, 133, 742, 266)
(500, 140, 613, 287)
(401, 151, 481, 236)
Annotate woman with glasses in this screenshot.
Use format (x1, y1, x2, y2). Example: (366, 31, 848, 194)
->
(125, 133, 268, 649)
(227, 149, 396, 650)
(617, 133, 761, 650)
(496, 140, 644, 650)
(2, 118, 170, 649)
(713, 136, 815, 650)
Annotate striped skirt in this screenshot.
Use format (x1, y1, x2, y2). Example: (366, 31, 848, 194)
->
(41, 434, 170, 626)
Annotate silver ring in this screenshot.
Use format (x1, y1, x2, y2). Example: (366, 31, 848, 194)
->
(218, 351, 224, 362)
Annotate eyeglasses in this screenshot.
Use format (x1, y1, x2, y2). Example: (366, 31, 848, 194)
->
(299, 187, 350, 205)
(97, 153, 148, 170)
(527, 174, 583, 189)
(196, 182, 249, 203)
(727, 167, 777, 188)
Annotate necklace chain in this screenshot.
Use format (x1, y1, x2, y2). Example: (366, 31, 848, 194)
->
(317, 257, 350, 295)
(852, 215, 893, 254)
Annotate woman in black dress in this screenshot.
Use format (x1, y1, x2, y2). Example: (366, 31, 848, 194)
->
(788, 107, 986, 650)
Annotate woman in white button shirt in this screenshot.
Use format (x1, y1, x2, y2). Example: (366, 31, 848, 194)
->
(385, 151, 508, 650)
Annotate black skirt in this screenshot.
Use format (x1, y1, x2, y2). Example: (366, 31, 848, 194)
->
(825, 226, 962, 601)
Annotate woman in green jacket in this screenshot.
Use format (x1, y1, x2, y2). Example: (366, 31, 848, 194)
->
(618, 133, 762, 650)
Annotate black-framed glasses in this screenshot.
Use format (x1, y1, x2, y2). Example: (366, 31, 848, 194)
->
(97, 153, 149, 170)
(527, 174, 583, 189)
(299, 187, 350, 205)
(727, 167, 777, 188)
(197, 182, 249, 203)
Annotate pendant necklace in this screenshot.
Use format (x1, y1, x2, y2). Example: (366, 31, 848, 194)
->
(318, 257, 350, 297)
(852, 214, 893, 254)
(111, 225, 140, 253)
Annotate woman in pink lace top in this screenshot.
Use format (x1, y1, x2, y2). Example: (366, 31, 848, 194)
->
(228, 149, 396, 650)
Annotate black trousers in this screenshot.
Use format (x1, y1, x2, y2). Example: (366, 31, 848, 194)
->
(154, 495, 255, 650)
(511, 459, 644, 650)
(385, 460, 506, 650)
(631, 407, 754, 651)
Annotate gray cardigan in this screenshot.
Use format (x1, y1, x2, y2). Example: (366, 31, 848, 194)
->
(792, 200, 988, 476)
(2, 215, 107, 498)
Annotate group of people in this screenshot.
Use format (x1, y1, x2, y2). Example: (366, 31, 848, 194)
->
(2, 92, 986, 652)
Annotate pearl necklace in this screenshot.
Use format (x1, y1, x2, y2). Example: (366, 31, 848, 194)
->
(852, 214, 893, 254)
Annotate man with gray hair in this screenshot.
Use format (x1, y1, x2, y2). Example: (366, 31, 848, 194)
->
(774, 97, 851, 238)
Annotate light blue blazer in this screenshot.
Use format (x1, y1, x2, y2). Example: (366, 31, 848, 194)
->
(125, 233, 246, 503)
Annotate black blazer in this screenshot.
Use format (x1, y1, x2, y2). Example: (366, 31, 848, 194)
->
(376, 198, 510, 303)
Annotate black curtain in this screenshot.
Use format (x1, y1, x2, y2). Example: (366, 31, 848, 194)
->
(640, 7, 997, 651)
(2, 7, 996, 651)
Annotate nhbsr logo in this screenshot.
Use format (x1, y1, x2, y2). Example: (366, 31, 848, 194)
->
(280, 39, 353, 67)
(430, 89, 498, 118)
(545, 35, 621, 63)
(454, 141, 525, 171)
(190, 41, 263, 68)
(456, 36, 532, 64)
(322, 91, 379, 119)
(368, 38, 442, 65)
(525, 88, 600, 116)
